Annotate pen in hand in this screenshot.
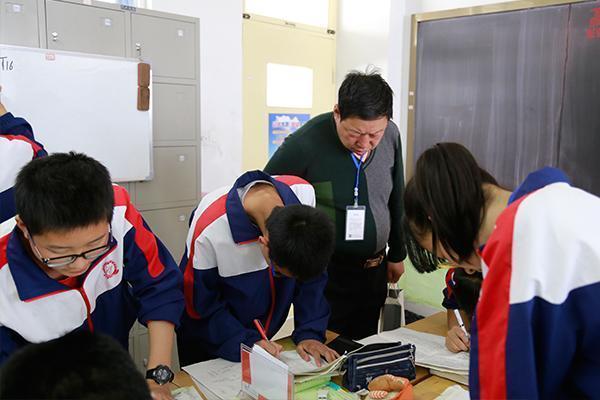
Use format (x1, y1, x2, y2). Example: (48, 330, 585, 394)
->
(253, 319, 282, 357)
(453, 309, 470, 339)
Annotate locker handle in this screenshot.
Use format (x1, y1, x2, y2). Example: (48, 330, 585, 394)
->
(51, 32, 59, 42)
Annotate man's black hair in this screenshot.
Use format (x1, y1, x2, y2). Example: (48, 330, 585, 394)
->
(337, 68, 393, 121)
(266, 204, 335, 281)
(0, 331, 151, 400)
(404, 143, 498, 273)
(15, 152, 114, 235)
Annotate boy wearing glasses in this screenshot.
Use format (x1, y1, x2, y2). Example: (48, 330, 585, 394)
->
(177, 170, 339, 366)
(0, 152, 184, 400)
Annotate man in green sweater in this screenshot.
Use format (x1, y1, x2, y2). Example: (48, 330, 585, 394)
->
(265, 70, 406, 339)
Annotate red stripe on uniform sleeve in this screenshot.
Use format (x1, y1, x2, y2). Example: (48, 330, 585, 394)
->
(113, 185, 130, 207)
(274, 175, 309, 186)
(183, 194, 228, 319)
(445, 268, 455, 298)
(2, 135, 44, 154)
(476, 196, 527, 399)
(118, 186, 165, 278)
(0, 234, 9, 269)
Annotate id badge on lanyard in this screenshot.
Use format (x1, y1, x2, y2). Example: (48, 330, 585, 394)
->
(345, 152, 366, 241)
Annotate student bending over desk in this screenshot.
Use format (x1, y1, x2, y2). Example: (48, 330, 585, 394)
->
(177, 170, 339, 366)
(403, 142, 600, 399)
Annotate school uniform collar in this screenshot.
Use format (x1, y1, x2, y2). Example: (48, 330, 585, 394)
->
(7, 229, 68, 301)
(226, 170, 301, 244)
(508, 167, 571, 205)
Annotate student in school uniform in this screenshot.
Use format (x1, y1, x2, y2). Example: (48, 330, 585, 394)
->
(403, 142, 600, 398)
(441, 268, 483, 353)
(0, 152, 184, 400)
(177, 170, 339, 366)
(0, 92, 47, 225)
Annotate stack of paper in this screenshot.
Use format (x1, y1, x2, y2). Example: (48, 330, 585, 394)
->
(359, 327, 469, 385)
(183, 358, 242, 400)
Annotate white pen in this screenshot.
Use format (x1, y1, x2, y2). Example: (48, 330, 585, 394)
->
(453, 309, 470, 339)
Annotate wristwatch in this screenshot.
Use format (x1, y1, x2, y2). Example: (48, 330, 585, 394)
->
(146, 364, 174, 385)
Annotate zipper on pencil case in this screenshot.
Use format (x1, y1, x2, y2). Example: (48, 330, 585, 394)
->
(351, 344, 407, 358)
(356, 355, 414, 370)
(355, 348, 414, 365)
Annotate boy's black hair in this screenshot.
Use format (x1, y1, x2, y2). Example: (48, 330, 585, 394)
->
(452, 269, 483, 318)
(0, 331, 151, 400)
(15, 152, 114, 235)
(338, 68, 393, 121)
(404, 143, 498, 273)
(266, 204, 335, 281)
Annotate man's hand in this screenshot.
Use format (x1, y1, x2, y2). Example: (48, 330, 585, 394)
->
(256, 339, 283, 358)
(387, 260, 405, 283)
(445, 326, 470, 353)
(296, 339, 340, 367)
(147, 380, 173, 400)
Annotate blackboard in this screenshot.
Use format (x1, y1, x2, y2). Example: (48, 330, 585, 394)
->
(412, 1, 600, 195)
(0, 45, 153, 182)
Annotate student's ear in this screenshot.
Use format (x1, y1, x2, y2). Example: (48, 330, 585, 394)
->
(15, 215, 27, 236)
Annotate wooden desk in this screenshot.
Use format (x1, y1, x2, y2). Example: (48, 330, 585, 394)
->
(172, 312, 464, 399)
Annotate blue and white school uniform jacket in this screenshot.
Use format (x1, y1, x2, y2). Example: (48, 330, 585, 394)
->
(0, 112, 47, 226)
(470, 167, 600, 399)
(178, 170, 330, 362)
(0, 185, 184, 364)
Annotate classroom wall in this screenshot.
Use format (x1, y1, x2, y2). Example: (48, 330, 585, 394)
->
(336, 0, 391, 88)
(149, 0, 244, 193)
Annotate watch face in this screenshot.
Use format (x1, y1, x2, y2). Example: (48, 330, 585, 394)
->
(151, 365, 173, 384)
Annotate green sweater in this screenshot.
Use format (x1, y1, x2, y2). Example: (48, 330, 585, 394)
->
(265, 112, 406, 262)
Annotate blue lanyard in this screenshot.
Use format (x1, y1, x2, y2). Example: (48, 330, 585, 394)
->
(350, 152, 366, 206)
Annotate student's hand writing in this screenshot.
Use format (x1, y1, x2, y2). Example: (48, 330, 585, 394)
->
(445, 325, 470, 353)
(256, 339, 283, 358)
(148, 380, 174, 400)
(296, 339, 340, 367)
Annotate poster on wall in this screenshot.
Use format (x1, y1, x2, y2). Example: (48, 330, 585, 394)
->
(268, 113, 310, 157)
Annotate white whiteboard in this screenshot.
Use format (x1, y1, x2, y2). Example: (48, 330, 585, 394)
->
(0, 45, 152, 182)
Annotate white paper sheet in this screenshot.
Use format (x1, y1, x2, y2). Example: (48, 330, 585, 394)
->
(183, 358, 242, 400)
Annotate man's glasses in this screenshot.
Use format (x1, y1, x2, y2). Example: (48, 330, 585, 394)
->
(27, 227, 113, 268)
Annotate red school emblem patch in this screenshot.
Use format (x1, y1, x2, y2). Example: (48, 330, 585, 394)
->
(102, 261, 119, 279)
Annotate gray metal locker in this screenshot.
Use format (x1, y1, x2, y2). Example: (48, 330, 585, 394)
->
(46, 0, 126, 56)
(135, 146, 198, 209)
(0, 0, 40, 47)
(153, 83, 197, 143)
(131, 13, 196, 79)
(142, 206, 194, 262)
